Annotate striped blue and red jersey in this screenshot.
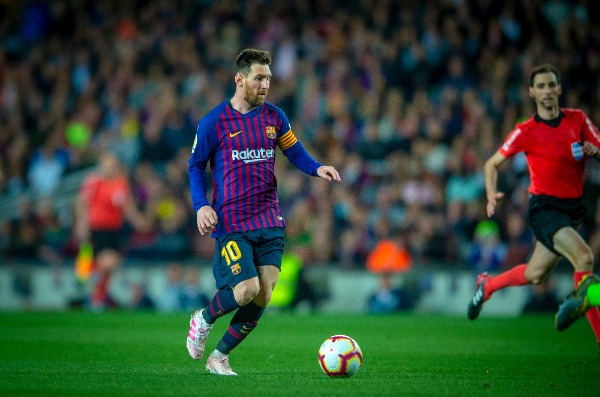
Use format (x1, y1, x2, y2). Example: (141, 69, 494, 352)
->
(188, 100, 322, 237)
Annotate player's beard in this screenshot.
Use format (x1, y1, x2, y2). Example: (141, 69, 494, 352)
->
(244, 87, 267, 108)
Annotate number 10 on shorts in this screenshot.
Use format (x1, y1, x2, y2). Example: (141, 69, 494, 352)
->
(221, 241, 242, 275)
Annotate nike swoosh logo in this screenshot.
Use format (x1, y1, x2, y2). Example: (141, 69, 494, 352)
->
(230, 131, 242, 138)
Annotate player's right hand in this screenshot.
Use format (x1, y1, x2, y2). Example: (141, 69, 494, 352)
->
(486, 192, 504, 217)
(197, 205, 218, 235)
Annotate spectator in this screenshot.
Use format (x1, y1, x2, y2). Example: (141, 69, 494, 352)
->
(36, 199, 70, 265)
(180, 267, 209, 312)
(156, 263, 184, 313)
(130, 282, 155, 311)
(466, 219, 507, 274)
(7, 199, 40, 261)
(367, 272, 421, 314)
(27, 129, 70, 197)
(366, 232, 412, 274)
(368, 273, 402, 314)
(501, 211, 534, 270)
(271, 251, 321, 312)
(0, 0, 598, 275)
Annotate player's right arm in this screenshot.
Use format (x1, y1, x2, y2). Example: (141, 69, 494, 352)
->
(484, 150, 508, 217)
(188, 116, 219, 235)
(196, 205, 218, 236)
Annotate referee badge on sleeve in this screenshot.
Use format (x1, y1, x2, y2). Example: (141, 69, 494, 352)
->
(571, 142, 583, 161)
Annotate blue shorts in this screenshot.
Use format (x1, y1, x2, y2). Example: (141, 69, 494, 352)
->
(212, 227, 285, 290)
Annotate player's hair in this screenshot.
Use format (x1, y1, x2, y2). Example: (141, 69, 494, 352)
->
(236, 49, 271, 75)
(529, 64, 560, 87)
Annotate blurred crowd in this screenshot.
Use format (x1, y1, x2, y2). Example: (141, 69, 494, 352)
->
(1, 0, 600, 277)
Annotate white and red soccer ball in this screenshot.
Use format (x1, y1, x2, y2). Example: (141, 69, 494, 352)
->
(318, 335, 363, 377)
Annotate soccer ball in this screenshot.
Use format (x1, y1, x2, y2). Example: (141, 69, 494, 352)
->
(318, 335, 363, 377)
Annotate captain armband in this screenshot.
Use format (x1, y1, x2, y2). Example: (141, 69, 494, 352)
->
(277, 130, 298, 150)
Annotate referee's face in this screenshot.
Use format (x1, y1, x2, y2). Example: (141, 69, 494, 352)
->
(529, 72, 561, 111)
(243, 64, 272, 108)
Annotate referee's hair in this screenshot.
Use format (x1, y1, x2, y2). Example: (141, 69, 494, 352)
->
(529, 63, 560, 87)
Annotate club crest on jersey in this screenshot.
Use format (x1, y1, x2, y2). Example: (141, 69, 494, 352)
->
(265, 126, 276, 139)
(571, 142, 583, 161)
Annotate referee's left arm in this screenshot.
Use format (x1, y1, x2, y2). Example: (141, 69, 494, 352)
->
(583, 141, 600, 162)
(582, 111, 600, 162)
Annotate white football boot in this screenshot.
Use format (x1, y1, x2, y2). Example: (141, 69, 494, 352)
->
(186, 309, 213, 360)
(206, 351, 237, 376)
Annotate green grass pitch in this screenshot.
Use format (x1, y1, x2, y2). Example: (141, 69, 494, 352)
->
(1, 311, 599, 396)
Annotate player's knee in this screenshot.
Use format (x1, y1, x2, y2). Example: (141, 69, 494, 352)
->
(575, 247, 594, 271)
(528, 276, 545, 285)
(565, 243, 595, 272)
(236, 289, 258, 306)
(235, 279, 260, 306)
(260, 289, 273, 305)
(525, 268, 547, 285)
(250, 286, 273, 307)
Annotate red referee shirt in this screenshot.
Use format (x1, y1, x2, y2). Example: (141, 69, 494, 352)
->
(499, 109, 600, 199)
(80, 173, 130, 230)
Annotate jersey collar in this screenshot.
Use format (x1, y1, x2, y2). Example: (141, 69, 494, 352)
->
(227, 100, 263, 116)
(534, 110, 564, 128)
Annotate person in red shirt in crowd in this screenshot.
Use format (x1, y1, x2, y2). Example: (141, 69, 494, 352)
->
(74, 151, 147, 309)
(467, 63, 600, 348)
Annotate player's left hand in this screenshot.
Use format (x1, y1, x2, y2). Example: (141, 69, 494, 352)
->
(583, 141, 600, 159)
(317, 165, 342, 183)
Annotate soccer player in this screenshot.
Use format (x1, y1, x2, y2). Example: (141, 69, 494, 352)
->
(467, 63, 600, 347)
(186, 48, 341, 375)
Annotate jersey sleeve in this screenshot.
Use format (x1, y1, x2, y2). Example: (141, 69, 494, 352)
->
(188, 116, 218, 212)
(580, 110, 600, 146)
(498, 124, 525, 158)
(276, 113, 322, 176)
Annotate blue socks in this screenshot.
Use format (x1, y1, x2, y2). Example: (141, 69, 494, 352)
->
(202, 287, 240, 324)
(216, 301, 265, 354)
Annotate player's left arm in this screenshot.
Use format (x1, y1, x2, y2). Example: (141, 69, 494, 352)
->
(278, 129, 341, 182)
(316, 164, 342, 183)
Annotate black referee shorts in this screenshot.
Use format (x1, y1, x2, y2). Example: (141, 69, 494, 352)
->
(527, 194, 585, 255)
(91, 230, 123, 252)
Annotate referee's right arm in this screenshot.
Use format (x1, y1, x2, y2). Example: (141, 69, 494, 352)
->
(483, 151, 508, 217)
